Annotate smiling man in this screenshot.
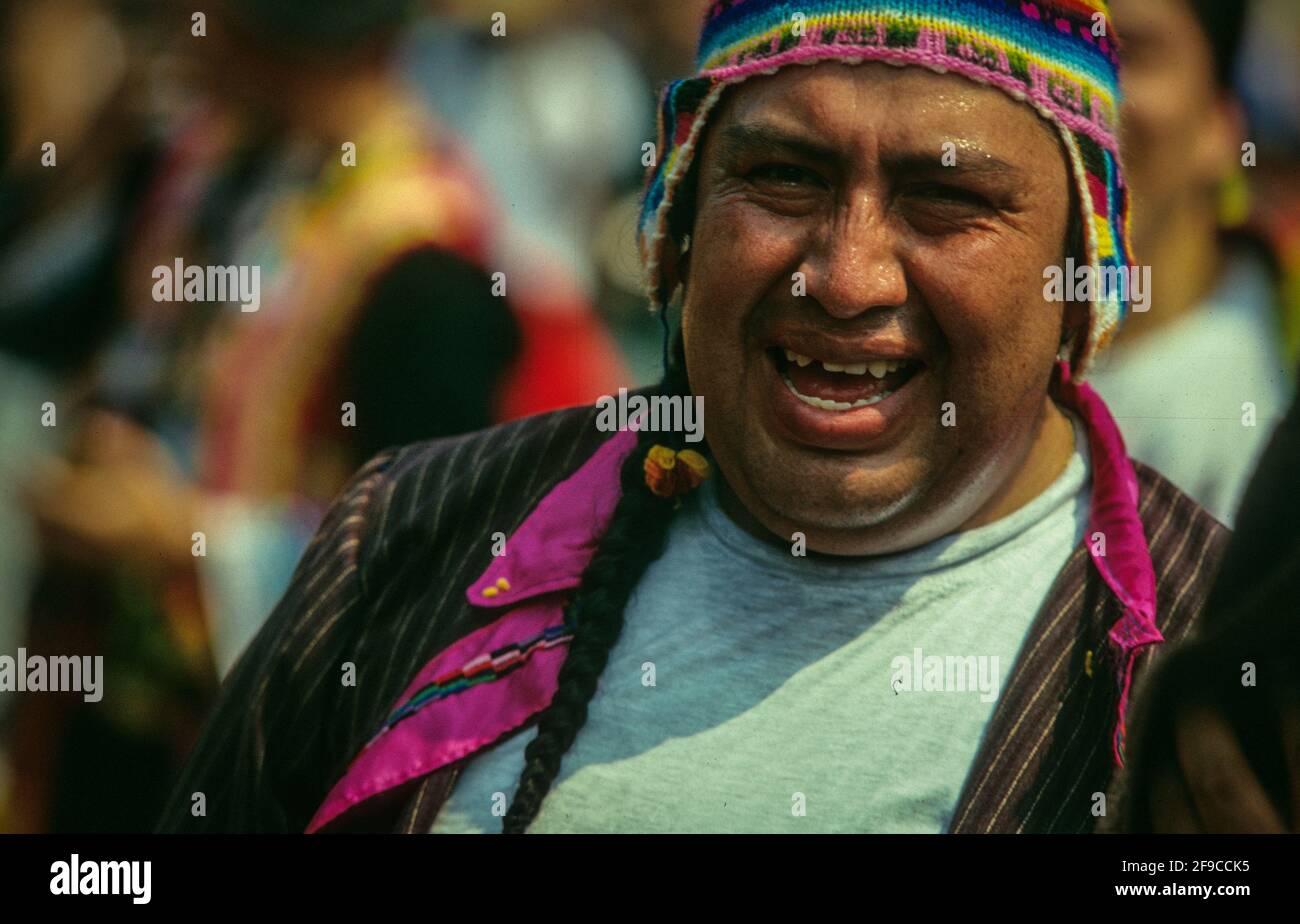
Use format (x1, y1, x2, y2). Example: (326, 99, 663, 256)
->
(681, 62, 1084, 557)
(162, 0, 1245, 834)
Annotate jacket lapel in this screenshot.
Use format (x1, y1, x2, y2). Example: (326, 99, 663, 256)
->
(307, 428, 639, 833)
(948, 544, 1125, 832)
(950, 367, 1164, 833)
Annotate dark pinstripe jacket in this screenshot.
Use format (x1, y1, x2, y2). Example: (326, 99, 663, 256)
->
(158, 397, 1229, 834)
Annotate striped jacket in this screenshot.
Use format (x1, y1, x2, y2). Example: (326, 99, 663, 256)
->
(159, 387, 1229, 834)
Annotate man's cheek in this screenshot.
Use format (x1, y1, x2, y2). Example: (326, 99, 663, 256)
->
(703, 206, 806, 271)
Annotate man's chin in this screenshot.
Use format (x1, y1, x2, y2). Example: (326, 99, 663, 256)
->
(739, 459, 933, 546)
(767, 489, 922, 535)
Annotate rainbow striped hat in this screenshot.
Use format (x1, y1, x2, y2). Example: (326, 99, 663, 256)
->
(638, 0, 1133, 377)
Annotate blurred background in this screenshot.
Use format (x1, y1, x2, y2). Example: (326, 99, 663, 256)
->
(0, 0, 1296, 832)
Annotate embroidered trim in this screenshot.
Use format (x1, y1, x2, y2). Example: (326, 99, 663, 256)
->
(374, 623, 574, 737)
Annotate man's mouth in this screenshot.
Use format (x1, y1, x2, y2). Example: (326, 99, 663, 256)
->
(771, 347, 925, 411)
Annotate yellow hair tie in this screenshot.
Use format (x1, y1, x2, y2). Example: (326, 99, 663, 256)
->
(643, 445, 710, 499)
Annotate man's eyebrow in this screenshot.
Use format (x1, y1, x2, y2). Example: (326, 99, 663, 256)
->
(716, 123, 841, 163)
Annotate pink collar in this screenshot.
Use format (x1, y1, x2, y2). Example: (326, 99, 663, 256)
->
(1053, 362, 1160, 764)
(307, 363, 1157, 832)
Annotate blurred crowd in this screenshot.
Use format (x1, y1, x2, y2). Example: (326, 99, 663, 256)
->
(0, 0, 1297, 832)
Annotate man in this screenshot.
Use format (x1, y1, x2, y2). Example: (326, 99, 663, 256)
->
(1088, 0, 1295, 525)
(162, 0, 1248, 833)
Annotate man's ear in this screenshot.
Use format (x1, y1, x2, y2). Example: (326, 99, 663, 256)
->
(658, 149, 701, 301)
(657, 232, 691, 302)
(1060, 301, 1088, 355)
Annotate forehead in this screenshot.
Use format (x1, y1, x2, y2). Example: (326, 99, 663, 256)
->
(707, 60, 1062, 163)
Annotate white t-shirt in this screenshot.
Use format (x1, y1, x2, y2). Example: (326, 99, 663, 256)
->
(431, 415, 1092, 833)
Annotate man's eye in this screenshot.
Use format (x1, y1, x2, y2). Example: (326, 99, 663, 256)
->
(905, 183, 992, 208)
(746, 163, 822, 187)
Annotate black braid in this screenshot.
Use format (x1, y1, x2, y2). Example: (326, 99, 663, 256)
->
(502, 358, 696, 833)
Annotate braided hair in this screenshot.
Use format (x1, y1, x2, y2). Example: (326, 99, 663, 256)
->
(502, 345, 697, 833)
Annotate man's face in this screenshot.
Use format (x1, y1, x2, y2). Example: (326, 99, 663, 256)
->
(679, 61, 1073, 555)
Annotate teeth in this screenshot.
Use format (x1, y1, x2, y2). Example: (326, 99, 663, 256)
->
(784, 349, 906, 378)
(783, 349, 916, 386)
(823, 361, 868, 375)
(782, 373, 891, 410)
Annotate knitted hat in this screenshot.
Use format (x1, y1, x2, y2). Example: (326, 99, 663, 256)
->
(638, 0, 1134, 378)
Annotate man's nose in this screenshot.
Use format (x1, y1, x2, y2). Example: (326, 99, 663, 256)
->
(801, 200, 908, 320)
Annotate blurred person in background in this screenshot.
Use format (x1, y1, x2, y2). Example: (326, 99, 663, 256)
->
(1089, 0, 1298, 526)
(1120, 375, 1300, 832)
(1111, 4, 1300, 820)
(0, 0, 157, 831)
(399, 0, 708, 385)
(7, 0, 624, 831)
